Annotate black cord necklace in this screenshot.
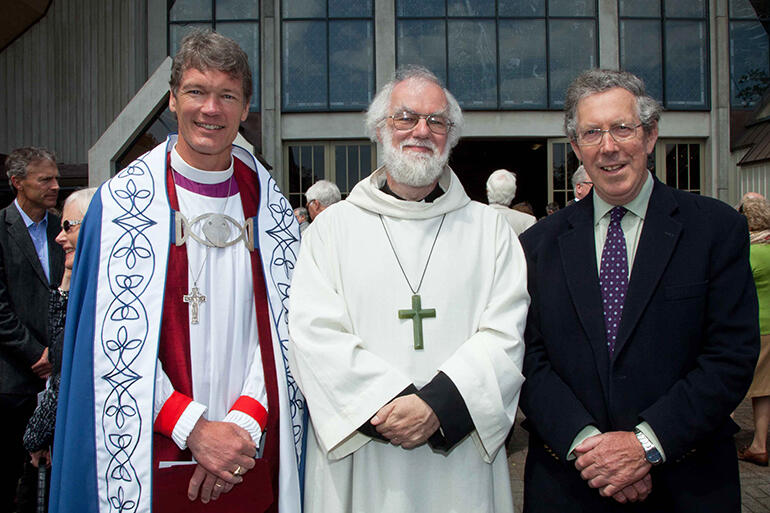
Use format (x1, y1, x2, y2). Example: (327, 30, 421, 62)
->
(378, 213, 446, 350)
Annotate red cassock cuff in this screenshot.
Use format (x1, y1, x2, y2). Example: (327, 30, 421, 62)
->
(154, 391, 193, 438)
(230, 396, 268, 430)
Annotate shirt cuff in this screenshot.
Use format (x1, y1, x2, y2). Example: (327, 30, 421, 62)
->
(357, 384, 418, 441)
(567, 425, 602, 461)
(224, 410, 263, 446)
(635, 421, 666, 463)
(416, 371, 474, 451)
(171, 401, 207, 450)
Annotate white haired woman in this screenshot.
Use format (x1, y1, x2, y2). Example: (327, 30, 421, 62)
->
(23, 188, 97, 468)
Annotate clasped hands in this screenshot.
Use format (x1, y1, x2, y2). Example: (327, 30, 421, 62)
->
(573, 431, 652, 503)
(186, 417, 257, 504)
(370, 394, 439, 449)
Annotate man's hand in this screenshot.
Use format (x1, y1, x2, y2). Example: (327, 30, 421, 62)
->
(188, 464, 234, 503)
(31, 347, 52, 379)
(29, 449, 50, 468)
(187, 418, 256, 484)
(611, 474, 652, 503)
(573, 431, 651, 497)
(370, 394, 439, 449)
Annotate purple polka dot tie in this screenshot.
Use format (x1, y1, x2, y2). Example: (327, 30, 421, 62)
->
(600, 206, 628, 356)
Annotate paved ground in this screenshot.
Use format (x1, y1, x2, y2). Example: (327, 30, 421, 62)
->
(506, 397, 770, 513)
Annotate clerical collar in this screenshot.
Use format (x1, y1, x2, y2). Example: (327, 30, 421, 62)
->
(380, 181, 444, 203)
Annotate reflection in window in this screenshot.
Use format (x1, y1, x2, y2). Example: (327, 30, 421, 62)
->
(665, 143, 701, 194)
(285, 141, 375, 207)
(619, 1, 708, 110)
(282, 1, 375, 111)
(551, 142, 580, 207)
(168, 0, 260, 111)
(396, 0, 597, 110)
(729, 0, 770, 109)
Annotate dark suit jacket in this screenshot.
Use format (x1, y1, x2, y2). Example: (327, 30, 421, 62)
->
(0, 201, 63, 395)
(519, 181, 759, 512)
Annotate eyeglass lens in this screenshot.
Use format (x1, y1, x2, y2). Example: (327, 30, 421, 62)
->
(391, 112, 450, 134)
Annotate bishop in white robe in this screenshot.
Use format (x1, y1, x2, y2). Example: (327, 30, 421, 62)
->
(288, 66, 529, 513)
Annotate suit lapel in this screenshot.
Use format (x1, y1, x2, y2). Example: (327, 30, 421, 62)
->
(5, 204, 50, 287)
(558, 197, 611, 392)
(613, 181, 681, 359)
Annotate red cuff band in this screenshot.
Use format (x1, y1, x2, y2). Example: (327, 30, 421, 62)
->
(154, 391, 193, 438)
(230, 396, 268, 430)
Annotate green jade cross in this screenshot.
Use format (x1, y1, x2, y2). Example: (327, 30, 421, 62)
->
(398, 294, 436, 350)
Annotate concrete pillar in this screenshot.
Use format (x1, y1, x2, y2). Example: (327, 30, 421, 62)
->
(261, 0, 282, 185)
(710, 0, 733, 203)
(598, 0, 619, 69)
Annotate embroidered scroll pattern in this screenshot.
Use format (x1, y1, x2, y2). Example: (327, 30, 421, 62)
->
(102, 156, 157, 512)
(263, 175, 306, 465)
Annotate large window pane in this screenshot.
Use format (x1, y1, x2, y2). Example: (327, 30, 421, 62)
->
(170, 0, 212, 21)
(499, 19, 547, 108)
(665, 20, 707, 107)
(499, 0, 545, 17)
(619, 0, 660, 17)
(448, 0, 494, 17)
(397, 0, 445, 17)
(549, 19, 596, 107)
(664, 0, 705, 18)
(329, 0, 372, 17)
(397, 20, 447, 84)
(548, 0, 595, 17)
(329, 20, 374, 109)
(170, 23, 212, 56)
(283, 0, 325, 19)
(283, 21, 327, 109)
(730, 20, 770, 107)
(620, 20, 662, 101)
(730, 0, 770, 18)
(216, 22, 259, 109)
(448, 20, 497, 109)
(217, 0, 258, 19)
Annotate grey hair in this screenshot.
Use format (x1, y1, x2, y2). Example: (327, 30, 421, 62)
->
(63, 187, 97, 216)
(365, 65, 464, 150)
(571, 165, 589, 188)
(5, 147, 56, 188)
(170, 29, 252, 103)
(305, 180, 341, 207)
(563, 69, 661, 141)
(486, 169, 518, 206)
(294, 206, 308, 218)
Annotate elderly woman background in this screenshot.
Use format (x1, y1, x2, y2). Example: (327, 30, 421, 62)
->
(739, 197, 770, 466)
(23, 187, 97, 468)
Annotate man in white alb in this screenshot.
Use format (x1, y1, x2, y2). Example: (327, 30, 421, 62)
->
(50, 30, 304, 513)
(288, 65, 530, 513)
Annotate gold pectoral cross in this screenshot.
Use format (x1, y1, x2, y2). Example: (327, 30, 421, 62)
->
(398, 294, 436, 350)
(183, 286, 206, 325)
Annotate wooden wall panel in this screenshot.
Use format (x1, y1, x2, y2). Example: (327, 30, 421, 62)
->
(0, 0, 150, 166)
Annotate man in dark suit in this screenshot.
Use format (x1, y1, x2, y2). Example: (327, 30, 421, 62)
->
(1, 147, 63, 512)
(519, 69, 759, 512)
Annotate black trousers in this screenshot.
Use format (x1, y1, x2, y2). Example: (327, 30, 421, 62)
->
(0, 394, 36, 513)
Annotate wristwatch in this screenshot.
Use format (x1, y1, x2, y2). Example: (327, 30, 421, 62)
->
(634, 428, 662, 466)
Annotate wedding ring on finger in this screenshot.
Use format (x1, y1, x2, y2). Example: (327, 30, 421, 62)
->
(215, 481, 224, 489)
(233, 465, 243, 477)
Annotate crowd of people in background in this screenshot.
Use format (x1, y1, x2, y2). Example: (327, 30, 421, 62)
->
(1, 29, 767, 513)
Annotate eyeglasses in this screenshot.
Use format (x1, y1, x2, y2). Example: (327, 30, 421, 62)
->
(576, 123, 643, 146)
(578, 181, 593, 186)
(388, 111, 453, 135)
(62, 219, 82, 232)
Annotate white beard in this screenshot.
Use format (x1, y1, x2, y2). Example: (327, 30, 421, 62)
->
(381, 130, 449, 188)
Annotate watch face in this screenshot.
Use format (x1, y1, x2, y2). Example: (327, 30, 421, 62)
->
(646, 447, 662, 465)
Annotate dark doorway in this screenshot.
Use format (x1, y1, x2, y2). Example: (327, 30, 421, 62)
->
(449, 139, 548, 218)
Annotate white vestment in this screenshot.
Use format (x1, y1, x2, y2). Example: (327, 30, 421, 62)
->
(153, 148, 267, 446)
(490, 203, 537, 236)
(288, 166, 529, 513)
